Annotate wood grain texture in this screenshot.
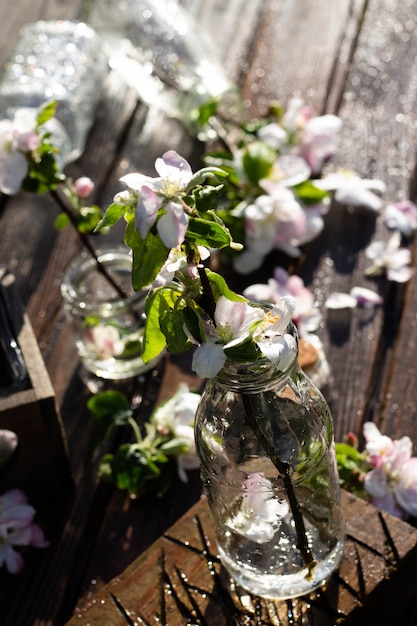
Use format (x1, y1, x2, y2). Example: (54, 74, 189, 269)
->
(66, 491, 417, 626)
(0, 0, 416, 624)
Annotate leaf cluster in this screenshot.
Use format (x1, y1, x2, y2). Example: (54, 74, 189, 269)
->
(335, 441, 370, 498)
(21, 101, 65, 194)
(87, 390, 191, 499)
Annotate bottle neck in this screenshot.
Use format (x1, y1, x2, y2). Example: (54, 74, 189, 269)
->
(212, 322, 300, 393)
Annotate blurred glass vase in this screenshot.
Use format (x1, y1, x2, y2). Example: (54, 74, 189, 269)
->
(0, 20, 109, 166)
(85, 0, 240, 137)
(61, 246, 161, 383)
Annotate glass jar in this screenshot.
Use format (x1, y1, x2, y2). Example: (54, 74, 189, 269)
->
(61, 245, 161, 381)
(194, 323, 344, 600)
(85, 0, 241, 138)
(0, 20, 109, 166)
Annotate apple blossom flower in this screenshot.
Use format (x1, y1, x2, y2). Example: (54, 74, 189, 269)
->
(243, 267, 321, 336)
(271, 97, 342, 174)
(120, 150, 193, 248)
(226, 472, 289, 543)
(149, 246, 210, 288)
(264, 154, 312, 187)
(0, 109, 40, 195)
(383, 200, 417, 237)
(315, 169, 386, 212)
(84, 325, 125, 358)
(297, 113, 343, 174)
(152, 383, 201, 482)
(365, 232, 413, 283)
(191, 297, 265, 378)
(252, 297, 297, 369)
(0, 489, 49, 574)
(325, 286, 383, 310)
(257, 122, 287, 150)
(363, 423, 417, 519)
(233, 184, 325, 273)
(281, 97, 314, 133)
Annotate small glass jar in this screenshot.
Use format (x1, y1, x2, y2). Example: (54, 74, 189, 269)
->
(194, 322, 344, 600)
(61, 245, 160, 381)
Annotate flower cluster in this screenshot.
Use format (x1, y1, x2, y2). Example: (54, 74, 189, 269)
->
(97, 148, 301, 380)
(1, 98, 417, 519)
(0, 488, 49, 574)
(336, 423, 417, 520)
(0, 101, 102, 235)
(87, 384, 200, 498)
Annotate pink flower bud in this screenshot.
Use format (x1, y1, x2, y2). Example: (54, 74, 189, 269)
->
(74, 176, 94, 198)
(345, 432, 358, 448)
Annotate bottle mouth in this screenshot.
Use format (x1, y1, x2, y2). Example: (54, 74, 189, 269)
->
(61, 245, 147, 315)
(213, 321, 299, 392)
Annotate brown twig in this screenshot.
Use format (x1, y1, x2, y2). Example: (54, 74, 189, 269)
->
(50, 188, 129, 299)
(242, 394, 317, 576)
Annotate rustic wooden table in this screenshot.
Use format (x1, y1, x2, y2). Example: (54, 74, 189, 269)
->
(1, 1, 417, 625)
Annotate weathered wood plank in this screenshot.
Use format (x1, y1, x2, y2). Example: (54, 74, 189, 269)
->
(66, 490, 417, 626)
(295, 0, 417, 441)
(1, 0, 417, 624)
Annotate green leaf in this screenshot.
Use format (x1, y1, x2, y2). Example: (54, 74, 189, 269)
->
(191, 183, 224, 213)
(160, 437, 189, 456)
(335, 442, 365, 463)
(242, 141, 276, 186)
(293, 180, 329, 205)
(224, 339, 261, 363)
(160, 304, 191, 354)
(186, 216, 233, 250)
(142, 287, 183, 362)
(21, 151, 64, 193)
(205, 269, 247, 302)
(87, 390, 132, 449)
(186, 166, 228, 190)
(36, 100, 58, 127)
(88, 390, 132, 422)
(98, 443, 172, 497)
(193, 98, 219, 127)
(182, 305, 204, 344)
(53, 212, 70, 231)
(76, 205, 103, 234)
(95, 202, 127, 232)
(124, 222, 169, 291)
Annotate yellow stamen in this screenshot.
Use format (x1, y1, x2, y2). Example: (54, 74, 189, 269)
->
(264, 312, 280, 324)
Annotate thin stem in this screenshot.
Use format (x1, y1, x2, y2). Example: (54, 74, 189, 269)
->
(242, 394, 317, 576)
(196, 262, 316, 574)
(50, 188, 129, 299)
(128, 416, 143, 445)
(197, 265, 216, 324)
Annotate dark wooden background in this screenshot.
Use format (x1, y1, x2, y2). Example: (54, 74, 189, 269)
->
(1, 1, 417, 624)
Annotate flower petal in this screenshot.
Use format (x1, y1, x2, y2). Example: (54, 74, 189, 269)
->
(135, 185, 160, 238)
(325, 292, 357, 309)
(157, 201, 188, 248)
(191, 343, 226, 378)
(155, 150, 193, 186)
(350, 287, 383, 307)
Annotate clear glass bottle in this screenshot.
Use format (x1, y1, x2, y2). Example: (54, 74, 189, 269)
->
(194, 322, 344, 600)
(85, 0, 241, 138)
